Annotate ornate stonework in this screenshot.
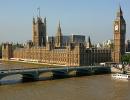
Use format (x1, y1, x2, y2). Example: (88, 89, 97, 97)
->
(113, 6, 126, 63)
(2, 16, 112, 66)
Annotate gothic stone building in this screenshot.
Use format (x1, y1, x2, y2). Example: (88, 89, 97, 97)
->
(2, 15, 111, 66)
(113, 6, 126, 63)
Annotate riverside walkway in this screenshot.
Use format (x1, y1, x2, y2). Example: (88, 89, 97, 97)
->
(0, 66, 111, 81)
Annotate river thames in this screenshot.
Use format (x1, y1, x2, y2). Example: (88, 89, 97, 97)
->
(0, 63, 130, 100)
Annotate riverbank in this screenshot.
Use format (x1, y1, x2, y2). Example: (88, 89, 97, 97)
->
(0, 59, 66, 68)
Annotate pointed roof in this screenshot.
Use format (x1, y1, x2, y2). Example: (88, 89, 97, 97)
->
(56, 20, 62, 36)
(58, 20, 61, 32)
(117, 4, 123, 17)
(88, 36, 91, 43)
(86, 36, 92, 48)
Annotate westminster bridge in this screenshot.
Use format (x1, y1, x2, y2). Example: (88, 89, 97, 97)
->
(0, 66, 112, 82)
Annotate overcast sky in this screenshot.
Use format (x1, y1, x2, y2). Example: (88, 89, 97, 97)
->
(0, 0, 129, 44)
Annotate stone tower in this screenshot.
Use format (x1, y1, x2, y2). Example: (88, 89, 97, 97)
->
(113, 5, 126, 63)
(55, 21, 63, 47)
(2, 43, 13, 60)
(32, 16, 47, 47)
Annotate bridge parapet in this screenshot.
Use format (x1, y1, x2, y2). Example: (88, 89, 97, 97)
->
(0, 66, 111, 82)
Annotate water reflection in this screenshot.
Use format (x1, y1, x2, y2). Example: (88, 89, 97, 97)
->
(0, 75, 129, 100)
(0, 63, 130, 100)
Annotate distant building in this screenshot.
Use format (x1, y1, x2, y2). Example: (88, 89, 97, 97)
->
(102, 40, 113, 48)
(96, 43, 102, 48)
(48, 35, 85, 47)
(2, 43, 13, 60)
(2, 10, 112, 66)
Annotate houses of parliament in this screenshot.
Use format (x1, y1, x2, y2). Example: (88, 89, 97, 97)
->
(2, 6, 126, 66)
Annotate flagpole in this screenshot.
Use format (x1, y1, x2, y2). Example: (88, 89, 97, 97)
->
(37, 7, 40, 17)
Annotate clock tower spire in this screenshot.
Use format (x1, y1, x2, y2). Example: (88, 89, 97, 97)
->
(113, 5, 126, 63)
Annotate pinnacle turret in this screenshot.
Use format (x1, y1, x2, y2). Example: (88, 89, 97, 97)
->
(57, 21, 62, 35)
(86, 36, 92, 48)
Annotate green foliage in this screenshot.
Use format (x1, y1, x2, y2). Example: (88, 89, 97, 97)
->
(110, 43, 114, 50)
(121, 54, 130, 64)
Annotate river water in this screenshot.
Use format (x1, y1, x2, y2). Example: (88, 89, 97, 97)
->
(0, 63, 130, 100)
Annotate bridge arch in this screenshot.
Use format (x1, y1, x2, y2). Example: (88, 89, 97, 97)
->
(0, 72, 39, 82)
(38, 71, 53, 78)
(0, 74, 22, 81)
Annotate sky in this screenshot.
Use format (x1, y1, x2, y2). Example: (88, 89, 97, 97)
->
(0, 0, 130, 44)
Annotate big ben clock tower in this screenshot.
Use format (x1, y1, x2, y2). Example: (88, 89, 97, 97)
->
(113, 5, 126, 63)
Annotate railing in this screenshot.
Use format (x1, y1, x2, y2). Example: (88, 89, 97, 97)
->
(0, 66, 110, 75)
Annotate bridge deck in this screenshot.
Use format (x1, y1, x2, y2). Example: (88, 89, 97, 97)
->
(0, 66, 111, 80)
(0, 66, 108, 73)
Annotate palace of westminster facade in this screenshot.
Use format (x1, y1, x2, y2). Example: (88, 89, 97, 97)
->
(2, 6, 126, 66)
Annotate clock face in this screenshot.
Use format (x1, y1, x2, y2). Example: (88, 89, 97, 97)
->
(115, 24, 119, 31)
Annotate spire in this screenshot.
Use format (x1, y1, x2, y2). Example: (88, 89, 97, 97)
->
(44, 17, 47, 31)
(55, 20, 63, 47)
(88, 36, 91, 43)
(44, 17, 46, 24)
(86, 36, 92, 48)
(58, 20, 62, 34)
(117, 4, 123, 17)
(56, 20, 62, 37)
